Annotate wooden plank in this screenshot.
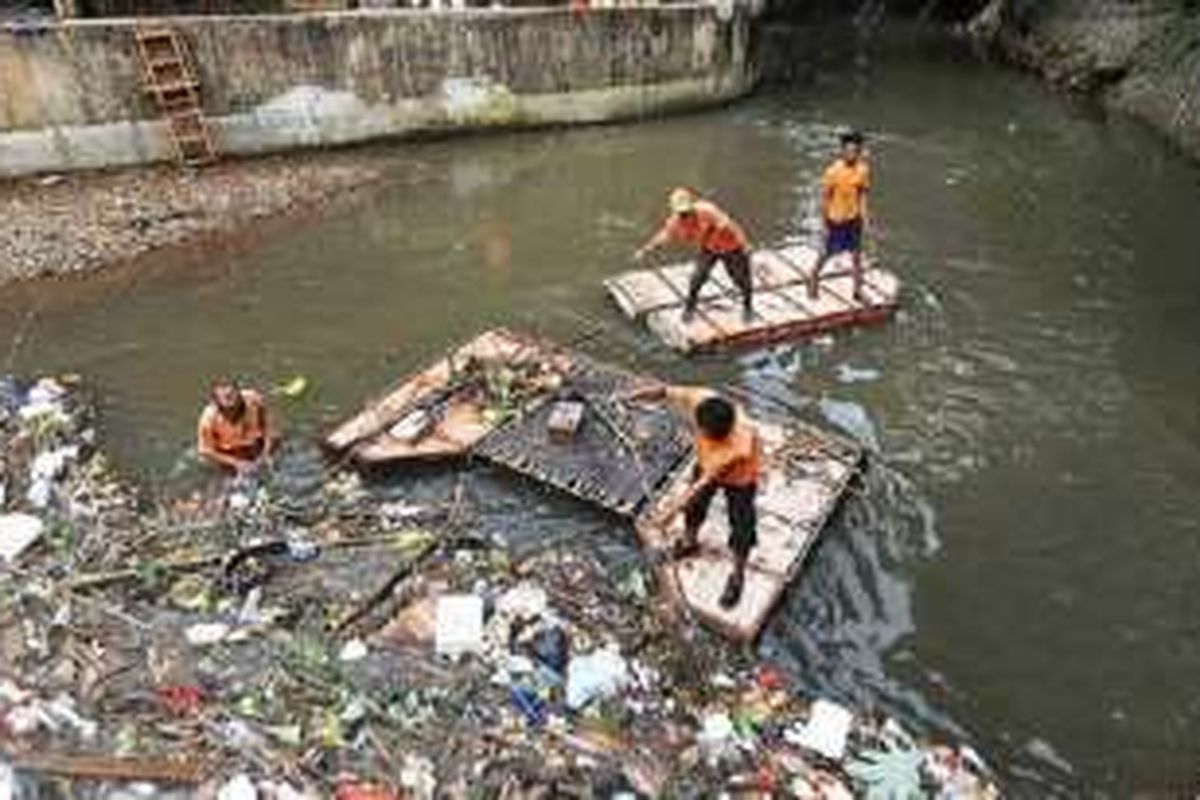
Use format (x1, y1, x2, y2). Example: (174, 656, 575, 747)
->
(603, 270, 678, 318)
(352, 401, 493, 464)
(9, 753, 207, 784)
(648, 266, 726, 338)
(606, 260, 749, 319)
(756, 246, 816, 286)
(750, 289, 811, 328)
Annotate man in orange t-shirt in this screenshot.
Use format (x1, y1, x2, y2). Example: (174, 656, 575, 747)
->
(196, 378, 277, 474)
(812, 130, 871, 301)
(634, 187, 755, 324)
(624, 382, 762, 608)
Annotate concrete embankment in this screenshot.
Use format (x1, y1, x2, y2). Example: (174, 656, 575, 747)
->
(970, 0, 1200, 159)
(0, 5, 758, 177)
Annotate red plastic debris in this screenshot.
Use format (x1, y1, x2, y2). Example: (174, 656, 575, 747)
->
(755, 763, 780, 793)
(156, 684, 205, 717)
(755, 663, 788, 692)
(334, 781, 397, 800)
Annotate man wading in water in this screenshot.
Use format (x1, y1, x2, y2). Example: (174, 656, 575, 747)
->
(811, 130, 871, 302)
(633, 187, 756, 324)
(197, 378, 277, 475)
(623, 383, 762, 609)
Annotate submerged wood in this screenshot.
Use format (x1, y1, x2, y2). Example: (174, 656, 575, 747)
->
(7, 752, 208, 784)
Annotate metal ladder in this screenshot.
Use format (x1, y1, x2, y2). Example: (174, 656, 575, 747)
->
(134, 24, 217, 167)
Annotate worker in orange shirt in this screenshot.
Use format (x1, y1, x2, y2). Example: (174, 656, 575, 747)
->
(623, 382, 762, 609)
(196, 377, 277, 474)
(634, 187, 755, 324)
(812, 130, 871, 301)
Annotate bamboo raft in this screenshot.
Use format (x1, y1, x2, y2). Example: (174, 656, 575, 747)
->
(604, 245, 900, 353)
(637, 420, 861, 642)
(326, 329, 863, 641)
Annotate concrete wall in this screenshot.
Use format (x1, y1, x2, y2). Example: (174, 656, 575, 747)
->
(0, 5, 758, 176)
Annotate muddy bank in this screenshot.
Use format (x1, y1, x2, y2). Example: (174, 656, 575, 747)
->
(0, 152, 389, 286)
(970, 0, 1200, 159)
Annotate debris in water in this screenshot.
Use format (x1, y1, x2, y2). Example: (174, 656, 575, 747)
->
(275, 375, 309, 398)
(787, 698, 854, 760)
(0, 512, 43, 563)
(0, 374, 1000, 798)
(834, 363, 882, 384)
(434, 594, 485, 657)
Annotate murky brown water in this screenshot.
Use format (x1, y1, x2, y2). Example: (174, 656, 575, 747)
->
(3, 36, 1200, 795)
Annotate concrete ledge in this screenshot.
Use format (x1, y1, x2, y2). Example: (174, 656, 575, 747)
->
(0, 5, 758, 176)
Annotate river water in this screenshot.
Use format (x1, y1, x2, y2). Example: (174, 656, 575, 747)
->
(3, 35, 1200, 796)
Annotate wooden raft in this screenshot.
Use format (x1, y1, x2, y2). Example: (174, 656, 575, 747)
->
(604, 245, 900, 354)
(637, 420, 861, 642)
(324, 329, 571, 465)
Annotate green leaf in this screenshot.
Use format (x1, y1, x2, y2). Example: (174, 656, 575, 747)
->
(275, 376, 309, 398)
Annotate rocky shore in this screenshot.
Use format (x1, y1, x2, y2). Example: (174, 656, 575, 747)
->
(970, 0, 1200, 159)
(0, 153, 387, 286)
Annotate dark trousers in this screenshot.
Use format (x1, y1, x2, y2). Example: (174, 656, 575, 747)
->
(686, 249, 753, 315)
(684, 470, 758, 559)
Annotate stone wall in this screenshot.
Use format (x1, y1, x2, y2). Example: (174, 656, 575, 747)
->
(971, 0, 1200, 159)
(0, 5, 758, 176)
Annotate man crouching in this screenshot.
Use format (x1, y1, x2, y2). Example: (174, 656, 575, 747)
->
(197, 377, 277, 475)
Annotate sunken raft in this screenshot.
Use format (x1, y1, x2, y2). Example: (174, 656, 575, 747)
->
(325, 328, 862, 641)
(604, 245, 900, 353)
(323, 329, 690, 514)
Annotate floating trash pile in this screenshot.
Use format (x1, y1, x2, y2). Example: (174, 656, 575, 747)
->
(0, 376, 1000, 798)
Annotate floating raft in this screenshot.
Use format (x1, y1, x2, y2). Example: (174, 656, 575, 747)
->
(604, 245, 900, 353)
(637, 420, 861, 643)
(324, 329, 571, 465)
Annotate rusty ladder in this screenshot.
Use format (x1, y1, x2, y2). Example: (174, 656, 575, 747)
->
(134, 24, 217, 167)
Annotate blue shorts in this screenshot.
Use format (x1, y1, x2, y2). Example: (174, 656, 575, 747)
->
(825, 219, 863, 255)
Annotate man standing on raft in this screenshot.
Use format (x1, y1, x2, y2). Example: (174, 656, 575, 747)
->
(623, 382, 762, 609)
(811, 130, 871, 301)
(634, 187, 756, 324)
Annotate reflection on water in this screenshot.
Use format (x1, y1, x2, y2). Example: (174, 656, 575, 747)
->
(3, 36, 1200, 795)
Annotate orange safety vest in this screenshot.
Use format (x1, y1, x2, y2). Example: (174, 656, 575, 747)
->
(198, 390, 267, 457)
(666, 200, 750, 254)
(696, 417, 762, 488)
